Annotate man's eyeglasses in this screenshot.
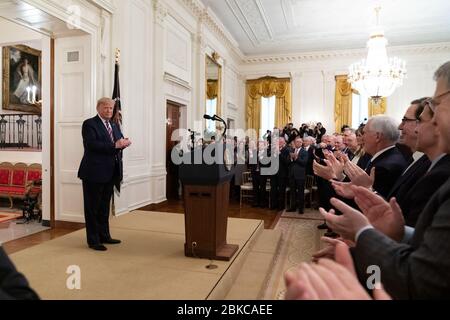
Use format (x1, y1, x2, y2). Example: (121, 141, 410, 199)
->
(401, 117, 417, 124)
(425, 90, 450, 112)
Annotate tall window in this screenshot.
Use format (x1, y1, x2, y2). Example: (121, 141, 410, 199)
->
(352, 92, 369, 129)
(260, 96, 276, 138)
(206, 98, 217, 133)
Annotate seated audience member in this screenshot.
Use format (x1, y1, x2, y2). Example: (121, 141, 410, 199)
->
(284, 242, 390, 300)
(0, 247, 39, 300)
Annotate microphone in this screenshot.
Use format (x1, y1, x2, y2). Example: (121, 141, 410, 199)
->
(203, 114, 228, 138)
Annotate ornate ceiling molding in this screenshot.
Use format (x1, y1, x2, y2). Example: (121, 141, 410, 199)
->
(89, 0, 115, 13)
(179, 0, 245, 61)
(153, 0, 168, 25)
(243, 42, 450, 64)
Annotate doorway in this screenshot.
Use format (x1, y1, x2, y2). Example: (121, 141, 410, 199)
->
(166, 101, 182, 200)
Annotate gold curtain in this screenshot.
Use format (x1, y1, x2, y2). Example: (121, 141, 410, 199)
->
(206, 80, 218, 100)
(369, 98, 387, 116)
(246, 77, 292, 138)
(334, 75, 353, 132)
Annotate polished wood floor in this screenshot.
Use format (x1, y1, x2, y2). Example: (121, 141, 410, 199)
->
(2, 196, 281, 255)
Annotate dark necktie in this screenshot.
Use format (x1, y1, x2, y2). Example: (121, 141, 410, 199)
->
(106, 121, 114, 143)
(365, 159, 372, 172)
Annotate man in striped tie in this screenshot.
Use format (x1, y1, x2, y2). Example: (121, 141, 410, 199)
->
(78, 98, 132, 251)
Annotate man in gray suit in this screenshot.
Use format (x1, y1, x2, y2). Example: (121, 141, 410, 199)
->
(321, 61, 450, 299)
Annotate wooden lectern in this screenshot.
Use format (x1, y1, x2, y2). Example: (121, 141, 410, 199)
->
(179, 148, 238, 261)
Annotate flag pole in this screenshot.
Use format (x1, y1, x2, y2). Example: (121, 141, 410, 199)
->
(111, 48, 121, 218)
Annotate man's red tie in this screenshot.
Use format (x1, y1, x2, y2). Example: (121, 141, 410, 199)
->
(106, 121, 114, 143)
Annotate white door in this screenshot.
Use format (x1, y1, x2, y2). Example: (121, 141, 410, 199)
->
(54, 35, 92, 222)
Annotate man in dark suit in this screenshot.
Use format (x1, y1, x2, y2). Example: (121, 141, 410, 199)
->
(0, 247, 39, 299)
(321, 61, 450, 299)
(385, 98, 431, 206)
(361, 115, 408, 198)
(287, 136, 308, 213)
(78, 98, 132, 251)
(270, 137, 290, 210)
(400, 102, 450, 226)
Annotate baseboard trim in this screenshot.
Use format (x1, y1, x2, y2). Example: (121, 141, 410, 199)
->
(54, 221, 85, 229)
(139, 200, 169, 211)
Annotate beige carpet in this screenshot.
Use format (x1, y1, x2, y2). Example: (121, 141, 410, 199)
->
(262, 213, 326, 300)
(10, 211, 263, 300)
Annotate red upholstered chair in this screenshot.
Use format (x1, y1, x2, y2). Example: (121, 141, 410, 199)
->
(0, 163, 42, 209)
(26, 164, 42, 197)
(0, 162, 12, 186)
(8, 163, 28, 207)
(0, 162, 14, 207)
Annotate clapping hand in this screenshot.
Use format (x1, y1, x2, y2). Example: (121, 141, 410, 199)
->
(285, 242, 391, 300)
(353, 186, 405, 241)
(319, 198, 371, 241)
(345, 162, 375, 189)
(331, 165, 375, 199)
(313, 160, 336, 180)
(115, 138, 132, 149)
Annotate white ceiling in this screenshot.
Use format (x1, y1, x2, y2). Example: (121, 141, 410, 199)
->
(201, 0, 450, 56)
(0, 0, 85, 38)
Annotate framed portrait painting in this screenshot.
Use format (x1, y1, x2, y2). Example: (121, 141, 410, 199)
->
(2, 45, 42, 114)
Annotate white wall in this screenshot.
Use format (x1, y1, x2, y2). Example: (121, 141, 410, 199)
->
(109, 0, 245, 214)
(1, 152, 42, 164)
(241, 44, 450, 133)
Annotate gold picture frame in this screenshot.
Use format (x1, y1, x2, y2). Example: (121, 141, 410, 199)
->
(2, 45, 42, 114)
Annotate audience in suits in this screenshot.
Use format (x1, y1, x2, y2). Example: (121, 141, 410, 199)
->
(303, 61, 450, 299)
(400, 103, 450, 226)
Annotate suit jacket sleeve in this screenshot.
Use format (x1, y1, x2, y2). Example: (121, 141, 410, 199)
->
(0, 247, 39, 300)
(353, 197, 450, 299)
(82, 120, 117, 155)
(295, 150, 308, 167)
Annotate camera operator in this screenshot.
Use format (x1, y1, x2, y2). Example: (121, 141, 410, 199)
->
(299, 123, 314, 138)
(314, 122, 326, 143)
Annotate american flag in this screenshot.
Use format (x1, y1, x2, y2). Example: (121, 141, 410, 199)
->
(112, 54, 122, 127)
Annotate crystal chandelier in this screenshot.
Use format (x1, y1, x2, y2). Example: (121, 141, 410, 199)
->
(348, 6, 407, 104)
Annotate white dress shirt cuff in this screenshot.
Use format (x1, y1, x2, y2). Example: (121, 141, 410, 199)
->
(402, 226, 415, 243)
(355, 225, 374, 242)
